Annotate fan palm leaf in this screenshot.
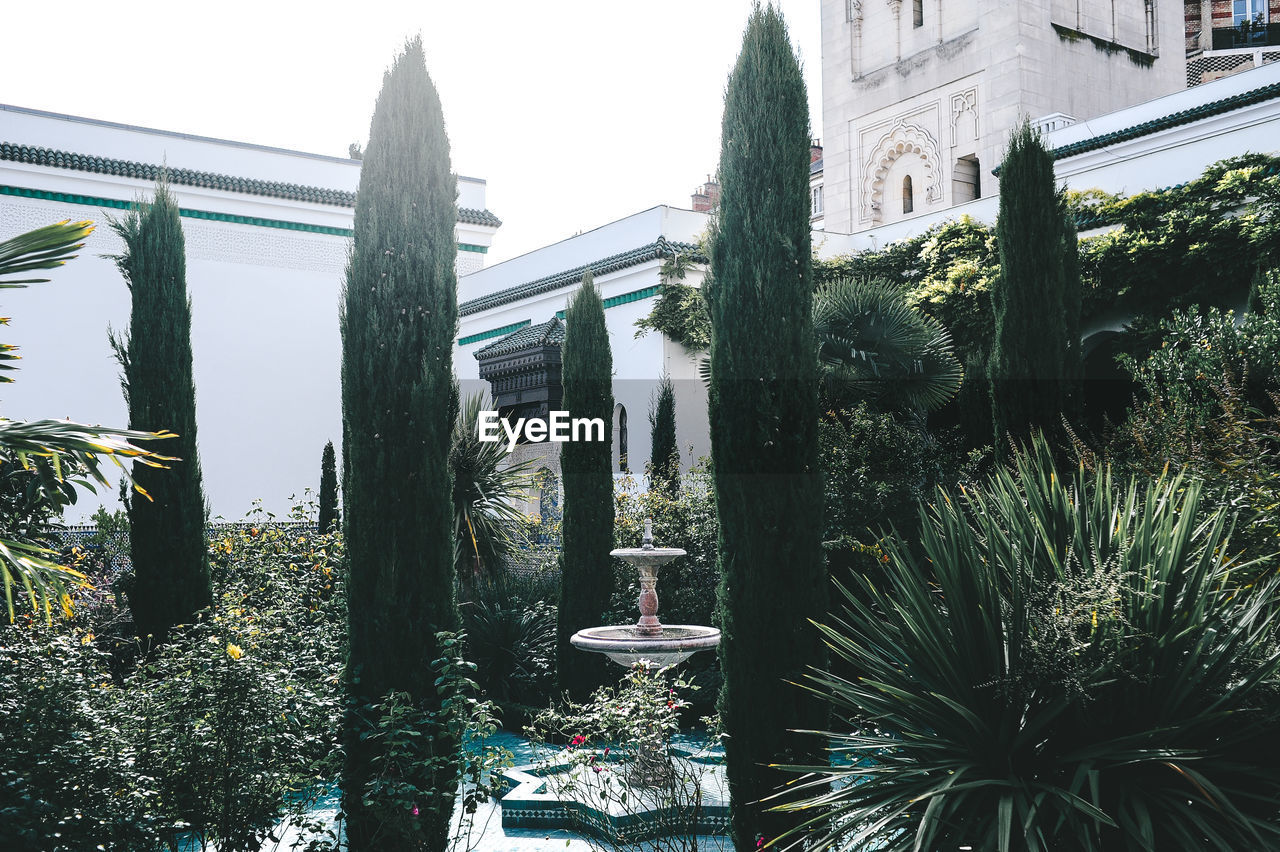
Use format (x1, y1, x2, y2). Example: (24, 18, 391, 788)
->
(813, 277, 963, 413)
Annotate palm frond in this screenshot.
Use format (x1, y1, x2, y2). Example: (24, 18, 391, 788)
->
(0, 220, 94, 288)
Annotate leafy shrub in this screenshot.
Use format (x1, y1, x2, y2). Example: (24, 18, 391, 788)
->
(461, 594, 556, 711)
(342, 633, 513, 852)
(774, 436, 1280, 852)
(525, 662, 723, 852)
(0, 505, 347, 852)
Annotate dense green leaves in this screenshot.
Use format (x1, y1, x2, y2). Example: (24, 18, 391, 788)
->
(774, 435, 1280, 852)
(648, 375, 679, 493)
(317, 440, 338, 535)
(339, 37, 461, 851)
(557, 272, 615, 701)
(990, 121, 1081, 450)
(451, 392, 533, 598)
(814, 277, 963, 414)
(108, 178, 213, 645)
(707, 7, 828, 848)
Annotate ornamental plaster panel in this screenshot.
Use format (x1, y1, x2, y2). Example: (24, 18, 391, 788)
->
(950, 87, 980, 148)
(857, 105, 944, 224)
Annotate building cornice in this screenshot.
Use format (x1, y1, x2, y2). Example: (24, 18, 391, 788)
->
(0, 141, 502, 227)
(458, 237, 703, 317)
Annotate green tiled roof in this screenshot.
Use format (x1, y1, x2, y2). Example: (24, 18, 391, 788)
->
(459, 319, 530, 347)
(458, 237, 704, 317)
(0, 142, 501, 227)
(474, 317, 565, 358)
(1049, 80, 1280, 162)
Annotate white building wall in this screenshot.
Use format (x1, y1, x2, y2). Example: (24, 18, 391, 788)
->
(821, 0, 1186, 235)
(1, 105, 499, 521)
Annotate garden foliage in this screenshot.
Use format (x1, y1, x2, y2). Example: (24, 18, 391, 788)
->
(339, 37, 461, 850)
(557, 271, 616, 700)
(775, 436, 1280, 852)
(990, 121, 1080, 450)
(648, 375, 680, 493)
(108, 180, 212, 644)
(526, 662, 722, 852)
(318, 440, 338, 535)
(0, 512, 346, 852)
(707, 7, 828, 847)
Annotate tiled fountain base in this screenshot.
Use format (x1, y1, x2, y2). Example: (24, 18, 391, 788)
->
(499, 745, 729, 843)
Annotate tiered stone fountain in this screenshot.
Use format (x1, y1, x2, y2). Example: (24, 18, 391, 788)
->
(498, 520, 727, 841)
(570, 519, 721, 668)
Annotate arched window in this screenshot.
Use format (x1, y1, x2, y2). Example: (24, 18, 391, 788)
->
(902, 175, 914, 214)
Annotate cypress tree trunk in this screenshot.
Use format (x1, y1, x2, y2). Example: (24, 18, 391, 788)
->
(707, 8, 828, 848)
(109, 178, 211, 646)
(990, 121, 1080, 449)
(339, 38, 460, 851)
(556, 271, 615, 701)
(648, 375, 679, 493)
(317, 440, 338, 535)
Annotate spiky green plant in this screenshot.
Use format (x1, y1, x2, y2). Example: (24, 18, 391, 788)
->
(109, 180, 212, 645)
(707, 6, 828, 848)
(339, 37, 460, 850)
(451, 391, 532, 597)
(814, 277, 963, 414)
(648, 375, 679, 493)
(772, 435, 1280, 852)
(556, 271, 615, 701)
(317, 441, 338, 535)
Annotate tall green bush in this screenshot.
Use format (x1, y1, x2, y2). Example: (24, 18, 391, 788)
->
(648, 375, 679, 493)
(556, 271, 615, 701)
(108, 179, 211, 644)
(317, 441, 338, 535)
(707, 7, 827, 848)
(339, 38, 460, 850)
(990, 121, 1080, 450)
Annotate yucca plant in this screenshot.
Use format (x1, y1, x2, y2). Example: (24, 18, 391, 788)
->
(814, 277, 963, 414)
(772, 434, 1280, 852)
(450, 391, 533, 595)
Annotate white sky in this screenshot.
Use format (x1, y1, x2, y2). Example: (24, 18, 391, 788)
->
(1, 0, 822, 265)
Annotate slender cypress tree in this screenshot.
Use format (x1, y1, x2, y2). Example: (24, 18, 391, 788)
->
(707, 7, 827, 848)
(109, 178, 211, 645)
(648, 374, 679, 493)
(556, 271, 615, 701)
(339, 38, 459, 851)
(990, 121, 1080, 449)
(317, 440, 338, 535)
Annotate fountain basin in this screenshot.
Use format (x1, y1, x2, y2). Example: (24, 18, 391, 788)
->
(570, 624, 721, 667)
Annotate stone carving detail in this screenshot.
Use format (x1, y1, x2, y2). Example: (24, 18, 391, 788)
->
(861, 121, 943, 223)
(949, 87, 979, 148)
(847, 0, 863, 23)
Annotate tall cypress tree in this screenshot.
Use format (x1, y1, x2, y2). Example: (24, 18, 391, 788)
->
(990, 121, 1080, 449)
(707, 7, 827, 848)
(648, 374, 679, 493)
(317, 440, 338, 535)
(109, 178, 211, 645)
(556, 271, 615, 701)
(339, 38, 459, 851)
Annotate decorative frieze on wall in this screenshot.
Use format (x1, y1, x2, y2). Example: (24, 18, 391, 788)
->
(949, 87, 980, 148)
(858, 105, 944, 224)
(1, 193, 348, 274)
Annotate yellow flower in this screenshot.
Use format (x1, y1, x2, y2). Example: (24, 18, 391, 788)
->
(226, 643, 244, 660)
